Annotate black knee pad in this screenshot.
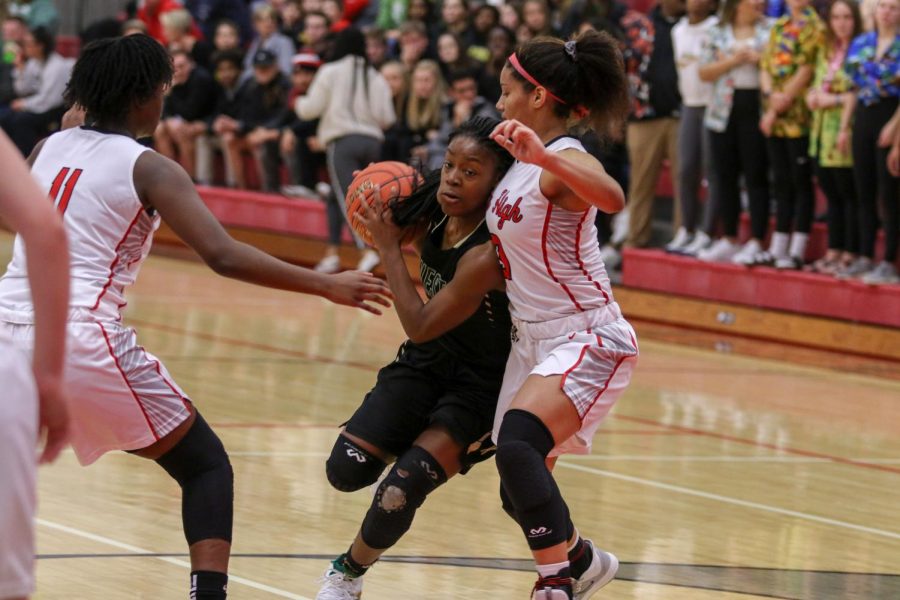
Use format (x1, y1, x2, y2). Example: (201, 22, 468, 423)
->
(360, 446, 447, 549)
(156, 412, 234, 545)
(326, 434, 388, 492)
(499, 482, 519, 523)
(495, 409, 568, 550)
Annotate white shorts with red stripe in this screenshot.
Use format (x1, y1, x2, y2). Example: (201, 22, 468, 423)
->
(0, 336, 37, 599)
(492, 303, 638, 457)
(0, 320, 192, 466)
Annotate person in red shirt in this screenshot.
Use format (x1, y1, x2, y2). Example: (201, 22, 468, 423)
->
(138, 0, 202, 45)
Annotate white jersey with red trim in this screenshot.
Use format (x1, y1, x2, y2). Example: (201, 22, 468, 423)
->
(0, 127, 157, 323)
(486, 136, 614, 322)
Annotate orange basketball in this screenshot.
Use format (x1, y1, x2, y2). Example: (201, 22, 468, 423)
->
(345, 161, 424, 247)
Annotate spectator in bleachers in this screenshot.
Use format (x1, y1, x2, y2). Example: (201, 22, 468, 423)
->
(296, 27, 396, 273)
(213, 19, 242, 53)
(223, 48, 292, 191)
(471, 5, 500, 53)
(438, 0, 477, 46)
(6, 0, 59, 35)
(376, 0, 409, 33)
(560, 0, 628, 38)
(499, 3, 522, 32)
(198, 49, 248, 186)
(757, 0, 824, 269)
(666, 0, 719, 254)
(889, 112, 900, 176)
(0, 26, 72, 156)
(840, 0, 900, 284)
(280, 0, 305, 41)
(153, 48, 218, 180)
(364, 27, 390, 68)
(162, 8, 214, 70)
(245, 4, 296, 77)
(280, 52, 327, 196)
(185, 0, 253, 46)
(397, 20, 434, 70)
(478, 24, 515, 103)
(379, 59, 411, 160)
(408, 0, 436, 27)
(301, 11, 332, 58)
(805, 0, 861, 275)
(522, 0, 562, 38)
(693, 0, 771, 261)
(622, 0, 685, 249)
(426, 68, 498, 168)
(138, 0, 191, 45)
(1, 17, 29, 118)
(402, 59, 445, 165)
(436, 31, 483, 80)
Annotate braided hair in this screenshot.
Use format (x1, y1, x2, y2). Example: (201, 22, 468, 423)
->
(64, 34, 173, 126)
(392, 116, 514, 228)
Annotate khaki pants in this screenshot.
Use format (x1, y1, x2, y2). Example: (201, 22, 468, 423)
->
(625, 117, 680, 247)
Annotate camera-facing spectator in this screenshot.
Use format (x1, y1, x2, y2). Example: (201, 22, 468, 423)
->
(522, 0, 561, 38)
(364, 27, 390, 69)
(223, 48, 292, 191)
(839, 0, 900, 284)
(138, 0, 194, 45)
(244, 4, 296, 78)
(280, 0, 305, 41)
(426, 68, 498, 168)
(436, 31, 482, 81)
(153, 48, 218, 180)
(499, 3, 521, 31)
(400, 59, 445, 166)
(161, 8, 213, 70)
(301, 11, 332, 58)
(1, 26, 73, 156)
(197, 49, 249, 186)
(438, 0, 477, 46)
(397, 20, 434, 70)
(213, 19, 242, 54)
(805, 0, 862, 275)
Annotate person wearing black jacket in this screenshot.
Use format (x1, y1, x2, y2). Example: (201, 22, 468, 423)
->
(220, 48, 290, 191)
(153, 48, 217, 180)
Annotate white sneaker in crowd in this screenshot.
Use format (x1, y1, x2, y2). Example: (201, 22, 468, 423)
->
(573, 540, 619, 600)
(861, 261, 900, 285)
(600, 244, 621, 270)
(356, 249, 381, 272)
(835, 256, 873, 279)
(698, 238, 740, 263)
(314, 254, 341, 274)
(732, 239, 762, 265)
(315, 181, 333, 200)
(665, 227, 693, 253)
(774, 255, 803, 270)
(281, 184, 318, 198)
(610, 207, 630, 247)
(681, 231, 711, 257)
(315, 566, 363, 600)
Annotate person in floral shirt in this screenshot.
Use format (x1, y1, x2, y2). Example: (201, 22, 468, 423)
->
(839, 0, 900, 284)
(694, 0, 772, 263)
(805, 0, 862, 275)
(757, 0, 824, 269)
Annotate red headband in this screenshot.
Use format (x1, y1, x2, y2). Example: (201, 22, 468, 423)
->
(507, 53, 590, 119)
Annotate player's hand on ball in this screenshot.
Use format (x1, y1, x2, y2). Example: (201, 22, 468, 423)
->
(357, 190, 404, 250)
(326, 270, 393, 315)
(491, 119, 549, 167)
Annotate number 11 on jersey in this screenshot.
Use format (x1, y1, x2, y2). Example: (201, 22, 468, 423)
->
(49, 167, 83, 215)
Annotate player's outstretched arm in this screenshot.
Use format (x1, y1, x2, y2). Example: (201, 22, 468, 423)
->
(0, 131, 71, 464)
(358, 197, 503, 342)
(490, 119, 625, 214)
(135, 152, 392, 314)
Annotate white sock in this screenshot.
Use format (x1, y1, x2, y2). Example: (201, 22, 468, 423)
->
(789, 232, 809, 259)
(769, 232, 790, 258)
(536, 561, 570, 578)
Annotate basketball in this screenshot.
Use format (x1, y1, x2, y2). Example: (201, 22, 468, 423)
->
(345, 161, 423, 246)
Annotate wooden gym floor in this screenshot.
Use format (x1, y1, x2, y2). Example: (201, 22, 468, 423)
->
(2, 234, 898, 600)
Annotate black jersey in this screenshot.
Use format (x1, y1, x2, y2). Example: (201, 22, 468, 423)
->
(417, 216, 512, 375)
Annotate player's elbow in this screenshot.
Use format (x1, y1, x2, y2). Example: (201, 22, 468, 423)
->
(200, 241, 241, 277)
(600, 188, 626, 214)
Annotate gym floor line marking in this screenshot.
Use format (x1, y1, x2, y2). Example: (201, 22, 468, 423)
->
(615, 413, 900, 476)
(554, 461, 900, 541)
(35, 519, 312, 600)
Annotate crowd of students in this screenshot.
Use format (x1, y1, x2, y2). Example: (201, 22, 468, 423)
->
(1, 0, 898, 283)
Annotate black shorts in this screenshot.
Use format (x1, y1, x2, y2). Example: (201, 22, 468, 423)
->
(344, 341, 502, 468)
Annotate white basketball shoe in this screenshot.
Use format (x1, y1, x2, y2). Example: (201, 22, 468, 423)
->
(572, 540, 619, 599)
(315, 566, 363, 600)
